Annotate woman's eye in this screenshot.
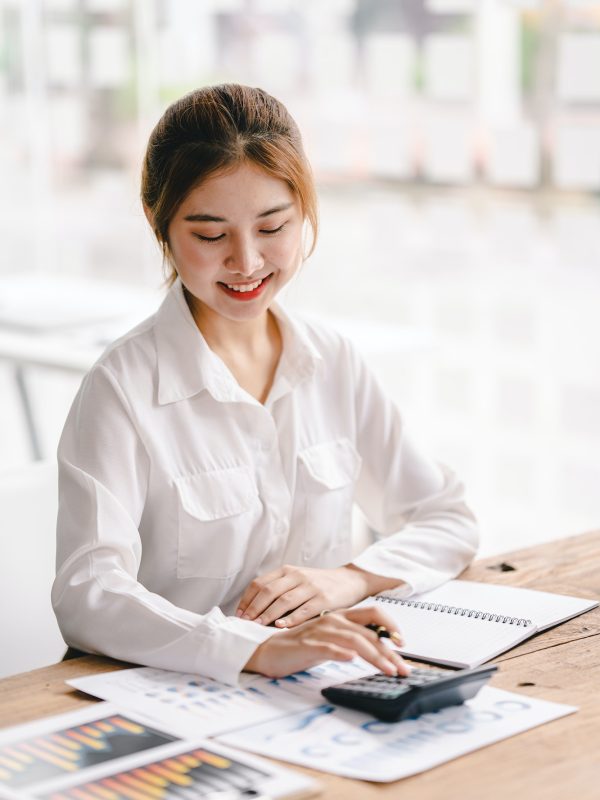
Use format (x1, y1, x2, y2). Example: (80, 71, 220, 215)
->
(193, 223, 286, 242)
(260, 223, 286, 235)
(194, 233, 225, 243)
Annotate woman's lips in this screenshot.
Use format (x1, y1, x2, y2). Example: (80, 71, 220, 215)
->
(217, 273, 273, 301)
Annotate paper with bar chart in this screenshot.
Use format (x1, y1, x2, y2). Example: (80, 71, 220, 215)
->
(0, 705, 177, 792)
(0, 703, 318, 800)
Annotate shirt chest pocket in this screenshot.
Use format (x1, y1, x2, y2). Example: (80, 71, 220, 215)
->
(297, 439, 362, 562)
(175, 466, 262, 580)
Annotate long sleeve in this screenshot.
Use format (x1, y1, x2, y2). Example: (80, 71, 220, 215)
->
(346, 340, 479, 596)
(52, 363, 274, 686)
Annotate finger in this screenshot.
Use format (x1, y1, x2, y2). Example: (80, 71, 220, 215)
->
(365, 632, 410, 674)
(258, 585, 316, 627)
(299, 639, 358, 668)
(314, 622, 398, 676)
(274, 597, 329, 629)
(236, 568, 286, 616)
(240, 574, 301, 622)
(387, 648, 411, 675)
(236, 569, 287, 616)
(363, 634, 411, 676)
(323, 619, 410, 677)
(304, 613, 398, 675)
(264, 640, 358, 678)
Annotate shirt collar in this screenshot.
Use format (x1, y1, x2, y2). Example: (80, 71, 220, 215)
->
(154, 280, 236, 405)
(266, 303, 323, 405)
(153, 279, 322, 406)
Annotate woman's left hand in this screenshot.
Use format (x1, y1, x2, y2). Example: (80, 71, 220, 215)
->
(236, 564, 402, 628)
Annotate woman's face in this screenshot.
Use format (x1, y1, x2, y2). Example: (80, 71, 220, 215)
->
(166, 162, 304, 325)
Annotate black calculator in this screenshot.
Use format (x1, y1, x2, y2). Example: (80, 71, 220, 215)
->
(321, 664, 497, 722)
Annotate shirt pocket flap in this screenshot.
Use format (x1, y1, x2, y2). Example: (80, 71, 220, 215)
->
(298, 439, 362, 491)
(175, 466, 258, 521)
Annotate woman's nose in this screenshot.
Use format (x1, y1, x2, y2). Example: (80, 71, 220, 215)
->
(225, 236, 264, 276)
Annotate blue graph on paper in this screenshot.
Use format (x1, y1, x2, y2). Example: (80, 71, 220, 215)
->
(69, 659, 377, 738)
(216, 686, 575, 781)
(247, 658, 377, 705)
(138, 670, 274, 713)
(70, 666, 307, 737)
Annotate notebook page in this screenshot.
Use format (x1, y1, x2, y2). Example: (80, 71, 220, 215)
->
(404, 580, 597, 630)
(377, 601, 534, 668)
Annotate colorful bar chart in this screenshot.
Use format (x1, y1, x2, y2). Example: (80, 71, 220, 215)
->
(40, 747, 270, 800)
(0, 716, 177, 791)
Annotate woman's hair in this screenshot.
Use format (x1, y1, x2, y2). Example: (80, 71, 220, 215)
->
(141, 84, 318, 285)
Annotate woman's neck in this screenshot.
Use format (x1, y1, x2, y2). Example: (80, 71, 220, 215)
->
(184, 289, 282, 402)
(185, 290, 272, 354)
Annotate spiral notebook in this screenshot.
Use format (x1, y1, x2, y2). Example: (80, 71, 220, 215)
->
(362, 580, 598, 669)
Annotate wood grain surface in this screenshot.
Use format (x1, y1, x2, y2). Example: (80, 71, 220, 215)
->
(1, 531, 599, 799)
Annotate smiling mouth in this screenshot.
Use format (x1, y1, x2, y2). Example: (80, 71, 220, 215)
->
(217, 273, 273, 300)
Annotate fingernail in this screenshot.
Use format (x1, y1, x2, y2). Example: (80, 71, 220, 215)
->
(275, 619, 287, 627)
(390, 632, 404, 646)
(242, 613, 251, 620)
(255, 617, 263, 625)
(235, 609, 243, 617)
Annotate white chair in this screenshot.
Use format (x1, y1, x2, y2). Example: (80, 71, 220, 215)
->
(0, 460, 66, 678)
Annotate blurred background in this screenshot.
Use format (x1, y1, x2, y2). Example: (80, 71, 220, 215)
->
(1, 0, 599, 674)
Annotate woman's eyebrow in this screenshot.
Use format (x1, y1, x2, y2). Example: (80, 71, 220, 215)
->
(184, 212, 225, 222)
(183, 202, 293, 223)
(257, 202, 293, 218)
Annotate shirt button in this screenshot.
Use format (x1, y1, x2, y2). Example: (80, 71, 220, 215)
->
(302, 551, 312, 562)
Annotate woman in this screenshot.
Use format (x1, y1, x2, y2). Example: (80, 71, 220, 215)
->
(53, 84, 478, 686)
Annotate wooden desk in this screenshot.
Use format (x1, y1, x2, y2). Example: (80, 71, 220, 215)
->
(2, 532, 599, 799)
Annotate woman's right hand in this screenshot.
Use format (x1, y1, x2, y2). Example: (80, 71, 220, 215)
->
(243, 606, 410, 678)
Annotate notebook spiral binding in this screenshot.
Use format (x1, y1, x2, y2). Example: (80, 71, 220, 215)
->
(376, 595, 533, 627)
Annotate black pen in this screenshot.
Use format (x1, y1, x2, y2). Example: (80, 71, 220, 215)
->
(365, 623, 403, 646)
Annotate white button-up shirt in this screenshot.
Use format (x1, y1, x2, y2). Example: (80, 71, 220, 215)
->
(53, 280, 478, 685)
